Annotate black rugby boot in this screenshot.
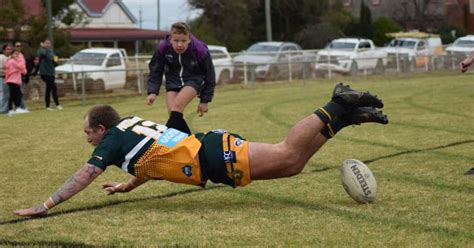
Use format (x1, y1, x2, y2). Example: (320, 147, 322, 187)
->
(332, 83, 384, 109)
(344, 106, 388, 125)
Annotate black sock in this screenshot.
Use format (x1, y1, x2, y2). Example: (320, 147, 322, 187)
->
(314, 101, 346, 125)
(320, 118, 350, 139)
(166, 111, 192, 134)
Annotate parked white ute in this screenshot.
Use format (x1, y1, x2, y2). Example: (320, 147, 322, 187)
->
(208, 45, 233, 84)
(55, 48, 128, 92)
(445, 35, 474, 65)
(384, 32, 443, 72)
(315, 38, 387, 76)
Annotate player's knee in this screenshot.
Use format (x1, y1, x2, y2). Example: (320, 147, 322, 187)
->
(281, 151, 305, 176)
(170, 101, 186, 112)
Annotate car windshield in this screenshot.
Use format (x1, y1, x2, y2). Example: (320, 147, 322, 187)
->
(70, 52, 107, 65)
(247, 44, 280, 53)
(453, 39, 474, 47)
(388, 39, 416, 48)
(210, 49, 228, 59)
(326, 42, 356, 50)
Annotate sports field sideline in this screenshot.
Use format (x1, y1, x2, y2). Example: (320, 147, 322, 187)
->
(0, 73, 473, 246)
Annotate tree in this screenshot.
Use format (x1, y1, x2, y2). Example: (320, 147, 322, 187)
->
(392, 0, 446, 32)
(189, 0, 253, 52)
(188, 0, 349, 50)
(372, 16, 402, 46)
(344, 0, 373, 39)
(0, 0, 84, 57)
(359, 0, 372, 38)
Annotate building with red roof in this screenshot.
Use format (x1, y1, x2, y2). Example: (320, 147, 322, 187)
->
(69, 0, 166, 54)
(0, 0, 166, 55)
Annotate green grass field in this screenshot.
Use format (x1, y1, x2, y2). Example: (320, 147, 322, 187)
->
(1, 73, 473, 247)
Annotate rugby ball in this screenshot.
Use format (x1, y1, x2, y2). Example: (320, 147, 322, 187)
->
(340, 159, 377, 203)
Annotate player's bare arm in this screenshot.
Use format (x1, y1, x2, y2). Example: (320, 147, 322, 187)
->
(460, 52, 474, 72)
(102, 176, 149, 195)
(14, 163, 103, 217)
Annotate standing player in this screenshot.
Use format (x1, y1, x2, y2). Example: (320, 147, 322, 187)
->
(147, 22, 216, 134)
(14, 84, 388, 217)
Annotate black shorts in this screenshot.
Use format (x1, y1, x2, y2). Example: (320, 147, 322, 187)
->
(196, 131, 251, 188)
(166, 80, 202, 94)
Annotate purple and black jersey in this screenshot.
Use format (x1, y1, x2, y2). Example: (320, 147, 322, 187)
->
(147, 35, 216, 103)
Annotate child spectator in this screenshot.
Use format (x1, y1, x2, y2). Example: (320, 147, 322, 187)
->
(5, 50, 28, 115)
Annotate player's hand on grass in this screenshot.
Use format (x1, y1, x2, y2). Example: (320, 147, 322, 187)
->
(102, 182, 126, 195)
(197, 103, 208, 117)
(14, 205, 48, 217)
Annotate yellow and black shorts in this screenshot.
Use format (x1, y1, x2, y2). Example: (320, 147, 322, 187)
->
(196, 131, 251, 188)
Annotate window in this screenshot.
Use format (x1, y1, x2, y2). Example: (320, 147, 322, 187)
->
(372, 0, 380, 6)
(358, 42, 371, 49)
(282, 45, 297, 51)
(417, 41, 426, 51)
(210, 49, 227, 60)
(106, 53, 121, 67)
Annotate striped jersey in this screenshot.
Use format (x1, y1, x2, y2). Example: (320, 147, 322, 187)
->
(87, 116, 203, 185)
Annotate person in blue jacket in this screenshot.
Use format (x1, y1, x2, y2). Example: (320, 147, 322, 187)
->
(147, 22, 216, 134)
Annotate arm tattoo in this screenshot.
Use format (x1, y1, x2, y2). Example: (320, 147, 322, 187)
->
(51, 164, 103, 206)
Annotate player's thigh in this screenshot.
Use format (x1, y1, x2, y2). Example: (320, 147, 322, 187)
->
(170, 86, 197, 111)
(248, 142, 290, 180)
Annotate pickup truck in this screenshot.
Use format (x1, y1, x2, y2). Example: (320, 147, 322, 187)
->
(384, 32, 443, 72)
(232, 41, 315, 81)
(444, 35, 474, 69)
(55, 48, 128, 92)
(315, 38, 387, 76)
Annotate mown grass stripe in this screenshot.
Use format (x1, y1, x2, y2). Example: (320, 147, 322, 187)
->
(235, 189, 474, 240)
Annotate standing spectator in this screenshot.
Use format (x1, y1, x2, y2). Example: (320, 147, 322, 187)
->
(14, 41, 28, 111)
(147, 22, 216, 134)
(38, 39, 62, 110)
(5, 50, 28, 115)
(0, 44, 12, 114)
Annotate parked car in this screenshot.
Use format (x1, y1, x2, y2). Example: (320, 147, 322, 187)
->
(208, 45, 233, 84)
(315, 38, 387, 76)
(232, 41, 315, 81)
(444, 35, 474, 68)
(55, 48, 128, 93)
(384, 32, 443, 72)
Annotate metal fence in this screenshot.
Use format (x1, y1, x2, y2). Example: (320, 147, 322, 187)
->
(25, 46, 468, 103)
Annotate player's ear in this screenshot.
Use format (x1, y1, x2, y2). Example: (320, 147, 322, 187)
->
(97, 124, 107, 135)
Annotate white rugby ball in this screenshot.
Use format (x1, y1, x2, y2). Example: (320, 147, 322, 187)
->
(340, 159, 377, 203)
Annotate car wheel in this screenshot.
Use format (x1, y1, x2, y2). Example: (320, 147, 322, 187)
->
(374, 59, 384, 74)
(268, 66, 280, 81)
(350, 61, 358, 76)
(218, 70, 231, 84)
(90, 79, 105, 93)
(301, 63, 314, 79)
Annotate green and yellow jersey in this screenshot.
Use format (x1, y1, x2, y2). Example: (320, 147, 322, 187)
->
(87, 116, 204, 186)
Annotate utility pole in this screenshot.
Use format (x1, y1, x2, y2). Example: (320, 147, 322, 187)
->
(265, 0, 272, 41)
(157, 0, 160, 30)
(139, 6, 143, 29)
(46, 0, 53, 45)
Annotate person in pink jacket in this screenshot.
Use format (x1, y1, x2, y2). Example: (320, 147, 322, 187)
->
(5, 50, 27, 114)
